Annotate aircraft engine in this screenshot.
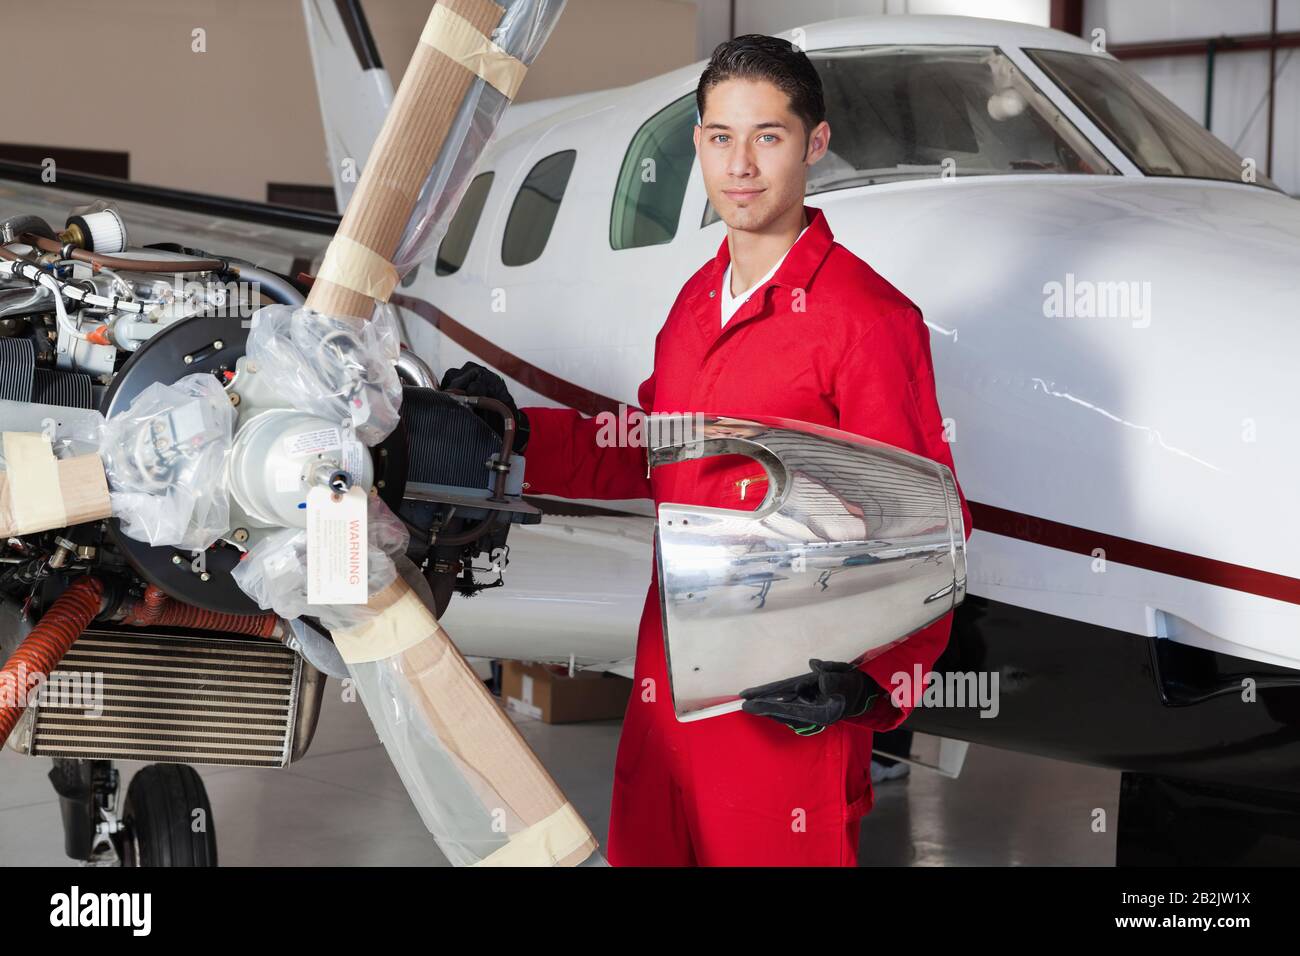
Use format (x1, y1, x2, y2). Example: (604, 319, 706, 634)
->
(0, 204, 538, 636)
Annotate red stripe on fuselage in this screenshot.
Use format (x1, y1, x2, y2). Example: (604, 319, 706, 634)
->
(392, 293, 624, 417)
(396, 294, 1300, 607)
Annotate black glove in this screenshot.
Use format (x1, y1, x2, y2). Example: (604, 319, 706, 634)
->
(438, 361, 530, 454)
(739, 659, 881, 736)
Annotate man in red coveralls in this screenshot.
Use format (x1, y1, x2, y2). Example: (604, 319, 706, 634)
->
(441, 34, 971, 866)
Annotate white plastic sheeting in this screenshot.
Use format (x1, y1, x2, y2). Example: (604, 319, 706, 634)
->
(98, 373, 233, 551)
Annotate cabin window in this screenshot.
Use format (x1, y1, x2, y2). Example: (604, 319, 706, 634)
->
(502, 149, 576, 266)
(611, 93, 697, 249)
(435, 172, 494, 276)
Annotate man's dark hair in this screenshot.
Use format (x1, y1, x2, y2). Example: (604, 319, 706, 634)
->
(696, 34, 826, 141)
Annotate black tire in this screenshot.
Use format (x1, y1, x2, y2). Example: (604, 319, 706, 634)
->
(118, 763, 217, 867)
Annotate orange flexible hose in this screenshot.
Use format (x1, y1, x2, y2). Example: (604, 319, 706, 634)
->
(120, 584, 278, 638)
(0, 576, 103, 744)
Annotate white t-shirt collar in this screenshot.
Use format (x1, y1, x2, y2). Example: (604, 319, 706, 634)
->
(720, 224, 809, 328)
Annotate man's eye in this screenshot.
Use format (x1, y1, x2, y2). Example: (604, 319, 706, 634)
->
(759, 134, 778, 143)
(713, 134, 730, 144)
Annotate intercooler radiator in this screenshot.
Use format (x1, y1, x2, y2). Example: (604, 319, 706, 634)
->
(9, 626, 321, 768)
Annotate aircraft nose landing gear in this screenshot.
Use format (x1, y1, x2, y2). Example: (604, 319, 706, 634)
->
(118, 764, 217, 867)
(50, 759, 217, 866)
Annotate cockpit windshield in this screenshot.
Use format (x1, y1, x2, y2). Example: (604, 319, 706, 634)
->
(805, 45, 1116, 193)
(1026, 48, 1278, 190)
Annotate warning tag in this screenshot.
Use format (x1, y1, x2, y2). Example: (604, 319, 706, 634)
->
(306, 485, 368, 604)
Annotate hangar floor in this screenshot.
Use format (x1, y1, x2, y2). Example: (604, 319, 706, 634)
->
(1, 688, 1119, 866)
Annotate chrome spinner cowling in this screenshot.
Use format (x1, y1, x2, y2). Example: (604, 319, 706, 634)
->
(649, 413, 967, 721)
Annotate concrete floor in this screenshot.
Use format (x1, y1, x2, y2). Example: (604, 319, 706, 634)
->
(1, 688, 1119, 866)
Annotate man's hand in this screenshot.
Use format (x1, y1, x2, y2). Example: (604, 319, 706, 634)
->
(739, 659, 881, 736)
(438, 361, 530, 454)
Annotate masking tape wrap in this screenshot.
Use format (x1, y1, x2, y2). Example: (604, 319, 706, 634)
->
(334, 559, 600, 866)
(421, 4, 528, 100)
(315, 236, 400, 304)
(0, 414, 111, 538)
(331, 582, 427, 663)
(474, 800, 592, 867)
(0, 432, 65, 535)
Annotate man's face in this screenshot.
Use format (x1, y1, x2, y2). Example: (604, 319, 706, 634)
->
(694, 76, 830, 232)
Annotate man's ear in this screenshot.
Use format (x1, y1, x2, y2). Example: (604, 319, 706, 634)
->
(693, 123, 701, 155)
(805, 119, 831, 166)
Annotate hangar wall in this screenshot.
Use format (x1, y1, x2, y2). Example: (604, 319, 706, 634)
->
(0, 0, 698, 204)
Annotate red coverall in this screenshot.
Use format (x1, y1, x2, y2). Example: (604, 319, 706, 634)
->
(522, 204, 972, 866)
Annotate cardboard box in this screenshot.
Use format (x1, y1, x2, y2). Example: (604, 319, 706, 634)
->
(501, 661, 633, 724)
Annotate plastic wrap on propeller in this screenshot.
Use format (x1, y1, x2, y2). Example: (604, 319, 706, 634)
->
(338, 556, 600, 866)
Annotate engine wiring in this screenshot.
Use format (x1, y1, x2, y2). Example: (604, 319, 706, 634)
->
(0, 251, 151, 344)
